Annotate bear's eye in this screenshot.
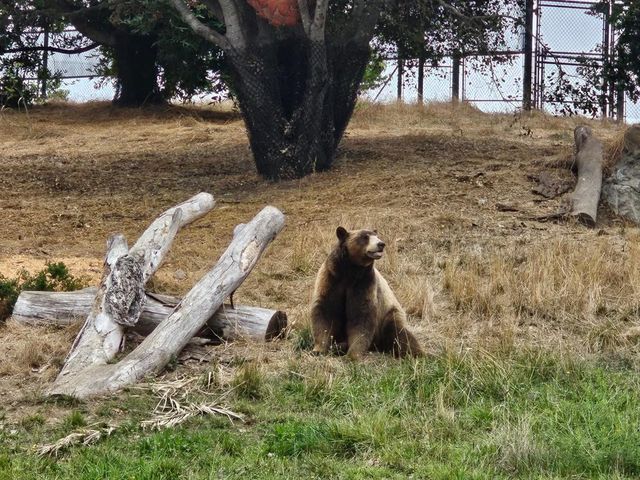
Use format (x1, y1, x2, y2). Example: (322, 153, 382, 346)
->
(356, 232, 369, 244)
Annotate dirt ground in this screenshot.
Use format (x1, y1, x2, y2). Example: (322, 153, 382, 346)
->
(0, 100, 633, 423)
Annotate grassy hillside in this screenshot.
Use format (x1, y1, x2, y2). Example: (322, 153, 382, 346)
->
(0, 101, 639, 478)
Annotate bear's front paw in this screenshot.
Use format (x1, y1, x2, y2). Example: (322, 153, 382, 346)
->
(346, 350, 366, 361)
(311, 345, 328, 356)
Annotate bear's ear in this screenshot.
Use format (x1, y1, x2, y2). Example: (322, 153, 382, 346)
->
(372, 229, 378, 234)
(336, 226, 348, 243)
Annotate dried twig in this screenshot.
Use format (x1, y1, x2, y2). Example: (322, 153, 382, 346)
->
(37, 376, 243, 456)
(37, 424, 116, 457)
(140, 377, 244, 430)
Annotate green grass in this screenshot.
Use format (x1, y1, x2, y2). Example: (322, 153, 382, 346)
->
(2, 350, 640, 479)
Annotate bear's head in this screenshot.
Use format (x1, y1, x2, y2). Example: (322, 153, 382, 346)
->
(336, 226, 386, 267)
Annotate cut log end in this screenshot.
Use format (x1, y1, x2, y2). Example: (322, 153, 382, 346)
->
(265, 311, 288, 341)
(574, 125, 592, 152)
(573, 212, 596, 228)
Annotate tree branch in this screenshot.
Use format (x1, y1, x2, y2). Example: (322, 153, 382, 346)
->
(43, 0, 117, 46)
(3, 42, 99, 55)
(217, 0, 247, 50)
(351, 0, 386, 46)
(309, 0, 329, 41)
(202, 0, 223, 21)
(434, 0, 520, 26)
(297, 0, 312, 36)
(170, 0, 229, 50)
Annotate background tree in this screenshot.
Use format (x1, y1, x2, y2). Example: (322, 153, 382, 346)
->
(0, 1, 75, 107)
(538, 1, 637, 118)
(171, 0, 522, 180)
(1, 0, 225, 107)
(45, 0, 225, 106)
(376, 1, 523, 101)
(605, 1, 640, 103)
(378, 1, 515, 61)
(171, 0, 389, 180)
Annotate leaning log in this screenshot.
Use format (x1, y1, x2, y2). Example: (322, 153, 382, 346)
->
(47, 205, 285, 399)
(58, 234, 133, 374)
(13, 289, 287, 342)
(55, 193, 215, 379)
(571, 126, 603, 227)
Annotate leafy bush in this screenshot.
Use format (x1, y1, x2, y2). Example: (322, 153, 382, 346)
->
(0, 67, 36, 109)
(0, 262, 85, 322)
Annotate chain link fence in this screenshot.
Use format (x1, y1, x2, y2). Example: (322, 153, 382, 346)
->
(3, 1, 639, 121)
(47, 51, 115, 102)
(364, 0, 640, 123)
(9, 28, 115, 102)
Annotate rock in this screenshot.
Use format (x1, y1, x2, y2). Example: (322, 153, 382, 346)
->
(602, 125, 640, 224)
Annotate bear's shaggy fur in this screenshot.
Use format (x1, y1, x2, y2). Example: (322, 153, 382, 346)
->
(310, 227, 424, 359)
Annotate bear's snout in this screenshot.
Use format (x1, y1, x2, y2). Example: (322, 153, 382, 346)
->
(377, 241, 385, 251)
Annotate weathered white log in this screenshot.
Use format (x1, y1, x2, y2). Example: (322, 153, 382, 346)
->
(13, 289, 287, 342)
(130, 192, 216, 280)
(571, 126, 603, 227)
(57, 234, 131, 375)
(47, 205, 285, 399)
(53, 193, 216, 380)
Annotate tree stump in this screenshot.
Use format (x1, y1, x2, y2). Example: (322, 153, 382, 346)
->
(571, 126, 603, 227)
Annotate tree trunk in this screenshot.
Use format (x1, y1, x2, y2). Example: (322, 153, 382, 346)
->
(226, 38, 370, 180)
(170, 0, 384, 180)
(112, 32, 164, 107)
(47, 206, 285, 399)
(571, 126, 603, 227)
(13, 289, 287, 342)
(57, 234, 133, 374)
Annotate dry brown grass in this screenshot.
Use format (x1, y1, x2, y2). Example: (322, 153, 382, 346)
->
(1, 100, 637, 417)
(0, 319, 79, 379)
(446, 236, 640, 322)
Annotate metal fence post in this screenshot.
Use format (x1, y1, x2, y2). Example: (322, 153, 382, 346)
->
(397, 57, 404, 101)
(41, 22, 49, 99)
(417, 54, 425, 105)
(452, 53, 460, 103)
(523, 0, 534, 111)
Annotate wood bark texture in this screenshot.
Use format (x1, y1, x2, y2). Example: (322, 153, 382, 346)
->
(13, 289, 287, 342)
(47, 205, 285, 399)
(571, 126, 603, 227)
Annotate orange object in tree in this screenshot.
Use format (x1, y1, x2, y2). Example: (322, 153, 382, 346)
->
(247, 0, 301, 27)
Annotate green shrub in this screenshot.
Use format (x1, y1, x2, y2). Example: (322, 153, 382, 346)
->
(0, 68, 36, 109)
(0, 262, 85, 321)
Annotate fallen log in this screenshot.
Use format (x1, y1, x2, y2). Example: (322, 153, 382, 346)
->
(571, 126, 603, 227)
(47, 205, 285, 399)
(55, 193, 215, 380)
(13, 289, 287, 342)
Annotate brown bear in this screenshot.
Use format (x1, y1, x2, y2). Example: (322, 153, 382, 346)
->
(310, 226, 424, 359)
